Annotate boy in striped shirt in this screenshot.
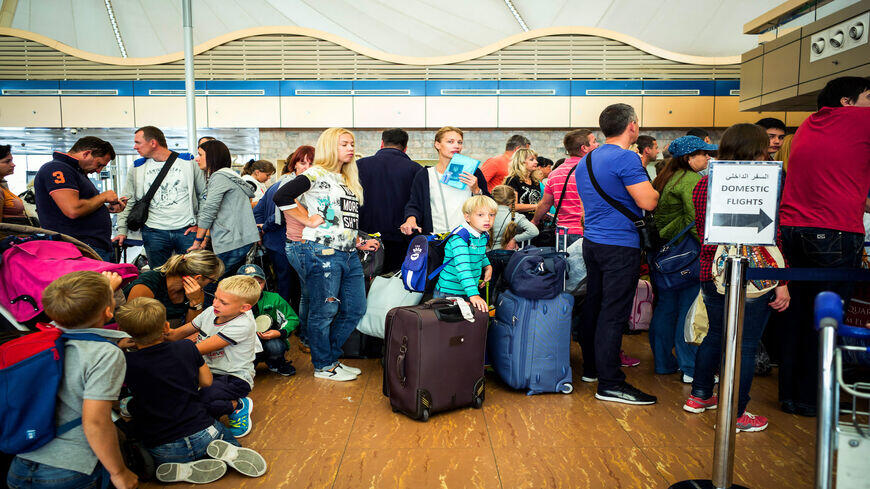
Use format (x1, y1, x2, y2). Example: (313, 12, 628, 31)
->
(434, 195, 496, 313)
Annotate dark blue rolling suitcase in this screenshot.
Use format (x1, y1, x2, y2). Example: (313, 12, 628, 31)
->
(488, 290, 574, 395)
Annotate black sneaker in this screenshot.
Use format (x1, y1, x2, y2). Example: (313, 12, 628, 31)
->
(595, 383, 657, 405)
(268, 361, 296, 376)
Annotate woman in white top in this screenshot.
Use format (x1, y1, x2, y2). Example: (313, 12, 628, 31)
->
(241, 159, 275, 204)
(401, 126, 489, 236)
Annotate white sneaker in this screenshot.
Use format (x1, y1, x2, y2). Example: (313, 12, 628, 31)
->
(314, 365, 358, 381)
(337, 362, 362, 375)
(683, 374, 719, 384)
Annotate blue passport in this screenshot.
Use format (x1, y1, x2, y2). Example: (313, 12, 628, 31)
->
(440, 153, 481, 190)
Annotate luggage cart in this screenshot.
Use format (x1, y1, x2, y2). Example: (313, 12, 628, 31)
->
(814, 291, 870, 489)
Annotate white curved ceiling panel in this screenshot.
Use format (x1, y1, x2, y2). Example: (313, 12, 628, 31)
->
(9, 0, 780, 59)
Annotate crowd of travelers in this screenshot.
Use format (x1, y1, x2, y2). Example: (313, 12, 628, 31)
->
(0, 75, 868, 488)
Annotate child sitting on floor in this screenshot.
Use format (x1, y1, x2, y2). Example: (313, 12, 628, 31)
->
(434, 195, 496, 313)
(236, 264, 300, 376)
(116, 297, 267, 484)
(167, 275, 262, 438)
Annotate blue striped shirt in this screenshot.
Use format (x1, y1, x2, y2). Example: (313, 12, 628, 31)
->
(436, 224, 491, 297)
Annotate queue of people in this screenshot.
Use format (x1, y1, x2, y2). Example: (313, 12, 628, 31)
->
(2, 75, 868, 489)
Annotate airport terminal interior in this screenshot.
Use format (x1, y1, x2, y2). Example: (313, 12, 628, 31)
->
(0, 0, 869, 488)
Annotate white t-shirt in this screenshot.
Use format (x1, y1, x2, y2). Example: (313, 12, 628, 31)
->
(143, 159, 196, 230)
(428, 167, 470, 234)
(242, 174, 267, 203)
(298, 166, 360, 251)
(192, 307, 262, 388)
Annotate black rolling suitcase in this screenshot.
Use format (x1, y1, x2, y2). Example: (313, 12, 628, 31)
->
(382, 299, 488, 421)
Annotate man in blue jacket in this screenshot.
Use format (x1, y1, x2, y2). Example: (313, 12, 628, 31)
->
(357, 128, 423, 272)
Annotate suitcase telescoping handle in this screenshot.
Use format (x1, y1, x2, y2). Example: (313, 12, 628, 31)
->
(396, 337, 408, 386)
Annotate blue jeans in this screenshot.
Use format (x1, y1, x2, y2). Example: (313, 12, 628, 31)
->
(692, 281, 774, 416)
(285, 241, 309, 343)
(90, 246, 114, 262)
(649, 283, 700, 376)
(7, 458, 105, 489)
(147, 421, 239, 466)
(255, 337, 289, 366)
(141, 225, 196, 269)
(266, 246, 300, 308)
(296, 242, 366, 369)
(216, 244, 253, 278)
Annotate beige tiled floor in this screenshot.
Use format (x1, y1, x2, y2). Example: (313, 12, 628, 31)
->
(143, 333, 816, 489)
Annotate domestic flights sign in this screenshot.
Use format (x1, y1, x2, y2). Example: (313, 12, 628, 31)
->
(704, 160, 782, 246)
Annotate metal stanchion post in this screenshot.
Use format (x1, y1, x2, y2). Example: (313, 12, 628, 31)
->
(670, 255, 750, 489)
(813, 291, 842, 489)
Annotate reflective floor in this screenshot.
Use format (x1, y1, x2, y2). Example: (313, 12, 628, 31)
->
(142, 333, 816, 489)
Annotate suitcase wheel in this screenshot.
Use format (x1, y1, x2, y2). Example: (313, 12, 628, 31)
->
(560, 383, 574, 394)
(420, 408, 430, 422)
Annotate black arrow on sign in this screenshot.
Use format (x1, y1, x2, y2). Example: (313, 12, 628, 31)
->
(712, 208, 773, 232)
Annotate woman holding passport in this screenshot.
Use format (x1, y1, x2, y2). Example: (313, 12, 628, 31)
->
(401, 126, 489, 235)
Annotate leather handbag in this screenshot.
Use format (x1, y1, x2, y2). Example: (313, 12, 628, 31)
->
(584, 150, 660, 252)
(126, 152, 178, 232)
(651, 222, 700, 291)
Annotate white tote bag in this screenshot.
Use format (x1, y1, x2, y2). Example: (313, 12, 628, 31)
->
(356, 273, 423, 338)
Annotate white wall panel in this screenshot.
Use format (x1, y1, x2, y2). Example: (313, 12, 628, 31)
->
(280, 97, 352, 128)
(208, 96, 280, 128)
(133, 96, 207, 128)
(571, 96, 643, 127)
(498, 97, 569, 127)
(0, 97, 62, 127)
(61, 96, 134, 127)
(425, 96, 497, 128)
(353, 96, 425, 128)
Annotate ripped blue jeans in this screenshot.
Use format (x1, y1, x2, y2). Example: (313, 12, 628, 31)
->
(296, 241, 366, 370)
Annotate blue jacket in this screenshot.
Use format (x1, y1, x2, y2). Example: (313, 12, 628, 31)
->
(357, 148, 423, 241)
(253, 174, 293, 253)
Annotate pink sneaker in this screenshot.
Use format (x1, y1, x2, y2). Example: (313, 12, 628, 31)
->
(683, 394, 718, 413)
(620, 351, 640, 367)
(736, 412, 768, 432)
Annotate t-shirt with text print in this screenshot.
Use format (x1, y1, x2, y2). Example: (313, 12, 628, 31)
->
(298, 166, 361, 251)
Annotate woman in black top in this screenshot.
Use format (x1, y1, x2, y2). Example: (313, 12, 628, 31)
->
(124, 250, 224, 327)
(503, 147, 541, 219)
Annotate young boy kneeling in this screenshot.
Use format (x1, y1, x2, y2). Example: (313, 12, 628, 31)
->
(7, 271, 138, 489)
(167, 275, 262, 438)
(237, 264, 299, 376)
(435, 195, 496, 313)
(116, 297, 266, 484)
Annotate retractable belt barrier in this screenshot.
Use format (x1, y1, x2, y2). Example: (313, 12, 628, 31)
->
(746, 267, 870, 282)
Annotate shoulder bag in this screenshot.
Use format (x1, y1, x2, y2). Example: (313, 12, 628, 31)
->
(651, 222, 700, 290)
(531, 163, 577, 248)
(126, 152, 179, 232)
(585, 150, 660, 252)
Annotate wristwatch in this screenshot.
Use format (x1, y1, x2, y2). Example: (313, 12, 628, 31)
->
(188, 302, 204, 311)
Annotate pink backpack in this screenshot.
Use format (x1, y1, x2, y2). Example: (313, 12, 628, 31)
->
(629, 279, 654, 331)
(0, 240, 138, 322)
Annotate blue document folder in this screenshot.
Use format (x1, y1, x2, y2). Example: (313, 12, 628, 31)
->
(440, 153, 481, 190)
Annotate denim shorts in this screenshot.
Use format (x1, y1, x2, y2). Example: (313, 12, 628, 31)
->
(147, 421, 239, 466)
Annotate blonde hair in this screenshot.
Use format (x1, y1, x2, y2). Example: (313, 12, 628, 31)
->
(313, 128, 363, 205)
(774, 134, 794, 172)
(462, 195, 497, 215)
(159, 250, 224, 280)
(507, 147, 539, 184)
(116, 297, 166, 343)
(434, 126, 464, 143)
(490, 186, 519, 248)
(217, 275, 262, 306)
(42, 271, 113, 327)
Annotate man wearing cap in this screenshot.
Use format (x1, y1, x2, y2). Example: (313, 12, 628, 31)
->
(649, 135, 716, 384)
(238, 264, 300, 377)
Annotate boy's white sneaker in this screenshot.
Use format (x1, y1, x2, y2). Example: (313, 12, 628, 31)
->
(314, 365, 358, 381)
(156, 459, 227, 484)
(337, 362, 362, 375)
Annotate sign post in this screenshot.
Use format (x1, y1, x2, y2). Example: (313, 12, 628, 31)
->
(670, 160, 782, 489)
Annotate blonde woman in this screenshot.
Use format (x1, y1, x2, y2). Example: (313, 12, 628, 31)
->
(401, 126, 489, 235)
(273, 128, 379, 382)
(503, 147, 541, 219)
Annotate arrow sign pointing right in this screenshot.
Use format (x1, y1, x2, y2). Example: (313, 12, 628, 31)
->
(712, 208, 773, 233)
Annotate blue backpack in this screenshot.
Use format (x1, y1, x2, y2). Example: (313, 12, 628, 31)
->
(0, 325, 113, 454)
(401, 227, 471, 293)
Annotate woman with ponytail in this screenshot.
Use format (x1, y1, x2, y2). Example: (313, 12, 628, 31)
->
(490, 185, 538, 250)
(124, 250, 224, 326)
(273, 128, 379, 382)
(241, 159, 276, 204)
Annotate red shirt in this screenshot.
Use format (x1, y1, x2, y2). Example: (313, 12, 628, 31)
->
(779, 106, 870, 234)
(480, 153, 510, 190)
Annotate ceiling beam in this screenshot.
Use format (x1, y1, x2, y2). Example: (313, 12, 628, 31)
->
(103, 0, 127, 57)
(503, 0, 529, 32)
